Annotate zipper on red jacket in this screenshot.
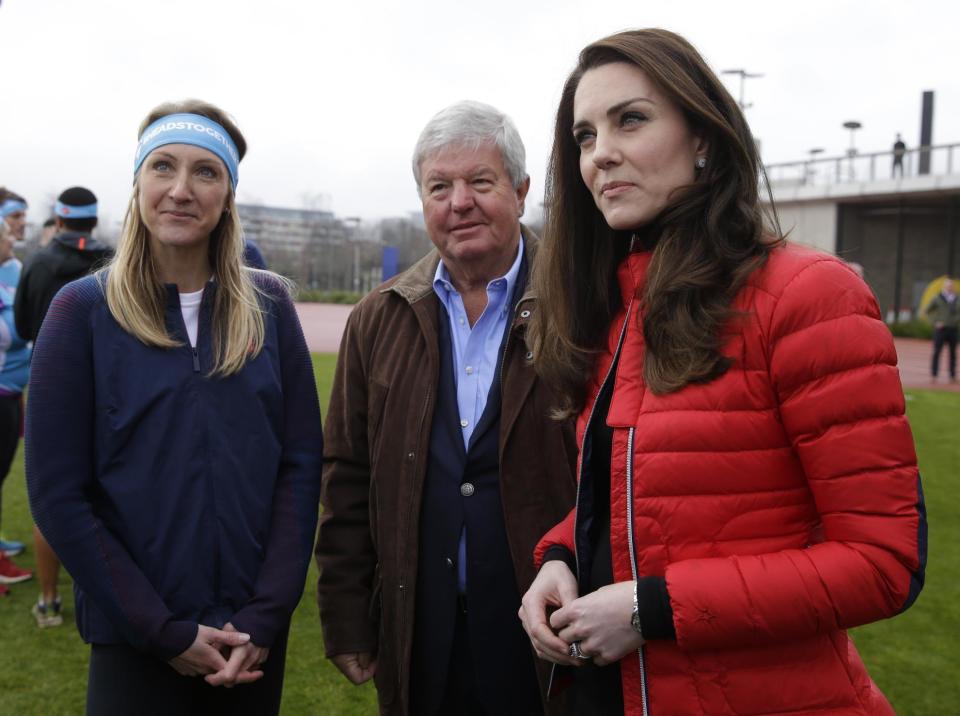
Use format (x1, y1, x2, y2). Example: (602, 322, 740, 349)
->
(572, 300, 632, 585)
(569, 299, 650, 715)
(551, 301, 641, 705)
(625, 425, 650, 716)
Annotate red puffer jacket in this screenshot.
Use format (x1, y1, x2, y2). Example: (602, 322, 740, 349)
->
(536, 243, 926, 715)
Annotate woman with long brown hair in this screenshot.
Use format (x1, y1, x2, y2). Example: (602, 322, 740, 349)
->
(519, 29, 926, 715)
(25, 100, 323, 714)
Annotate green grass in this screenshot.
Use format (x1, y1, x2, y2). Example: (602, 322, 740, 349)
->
(849, 389, 958, 712)
(0, 364, 956, 714)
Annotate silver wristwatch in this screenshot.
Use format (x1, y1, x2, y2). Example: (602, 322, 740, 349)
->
(631, 580, 644, 636)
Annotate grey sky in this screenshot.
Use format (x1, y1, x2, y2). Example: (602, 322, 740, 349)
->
(1, 0, 956, 230)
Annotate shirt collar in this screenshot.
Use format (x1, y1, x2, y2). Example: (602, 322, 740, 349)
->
(432, 234, 525, 298)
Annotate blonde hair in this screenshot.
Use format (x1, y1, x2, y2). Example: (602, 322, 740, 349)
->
(105, 99, 268, 376)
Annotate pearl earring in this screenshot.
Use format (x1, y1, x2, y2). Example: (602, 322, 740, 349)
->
(695, 156, 707, 169)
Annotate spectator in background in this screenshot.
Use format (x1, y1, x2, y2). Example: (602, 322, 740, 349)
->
(243, 240, 267, 269)
(0, 188, 28, 242)
(16, 187, 113, 341)
(0, 187, 31, 566)
(893, 133, 907, 177)
(0, 215, 32, 592)
(15, 186, 113, 627)
(0, 189, 28, 569)
(925, 277, 958, 383)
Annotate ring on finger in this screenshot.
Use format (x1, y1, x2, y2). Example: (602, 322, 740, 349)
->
(568, 641, 591, 660)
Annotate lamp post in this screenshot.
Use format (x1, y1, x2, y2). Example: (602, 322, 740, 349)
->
(344, 216, 362, 292)
(721, 68, 764, 111)
(842, 121, 862, 155)
(805, 147, 825, 185)
(842, 121, 862, 180)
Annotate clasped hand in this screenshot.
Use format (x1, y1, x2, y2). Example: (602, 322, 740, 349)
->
(519, 561, 644, 667)
(168, 622, 270, 687)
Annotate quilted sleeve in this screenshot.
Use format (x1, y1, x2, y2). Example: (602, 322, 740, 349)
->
(666, 258, 926, 651)
(534, 507, 577, 568)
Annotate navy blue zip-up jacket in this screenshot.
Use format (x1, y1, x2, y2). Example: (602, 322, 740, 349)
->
(25, 273, 323, 660)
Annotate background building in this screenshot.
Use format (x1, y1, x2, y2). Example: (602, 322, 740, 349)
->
(765, 141, 959, 321)
(238, 204, 430, 294)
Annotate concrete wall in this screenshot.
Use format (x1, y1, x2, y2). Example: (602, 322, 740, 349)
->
(837, 199, 958, 318)
(772, 201, 838, 253)
(766, 173, 960, 319)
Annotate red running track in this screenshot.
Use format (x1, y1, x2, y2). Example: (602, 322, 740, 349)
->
(296, 304, 959, 394)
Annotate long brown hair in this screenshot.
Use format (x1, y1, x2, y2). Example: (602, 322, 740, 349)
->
(531, 28, 782, 412)
(105, 99, 270, 376)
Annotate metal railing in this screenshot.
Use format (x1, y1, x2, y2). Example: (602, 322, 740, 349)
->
(763, 142, 960, 189)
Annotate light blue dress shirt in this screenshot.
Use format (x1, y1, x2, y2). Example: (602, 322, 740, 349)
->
(432, 236, 524, 593)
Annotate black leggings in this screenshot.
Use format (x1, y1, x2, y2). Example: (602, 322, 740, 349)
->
(932, 326, 958, 378)
(86, 629, 289, 716)
(0, 394, 22, 531)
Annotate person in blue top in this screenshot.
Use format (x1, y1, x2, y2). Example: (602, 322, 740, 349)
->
(0, 214, 33, 592)
(25, 99, 323, 715)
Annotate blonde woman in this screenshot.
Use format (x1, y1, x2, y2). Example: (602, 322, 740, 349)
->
(25, 100, 323, 715)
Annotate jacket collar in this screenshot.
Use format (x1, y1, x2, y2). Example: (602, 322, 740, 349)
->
(385, 224, 540, 306)
(52, 230, 109, 252)
(163, 279, 217, 308)
(618, 249, 653, 307)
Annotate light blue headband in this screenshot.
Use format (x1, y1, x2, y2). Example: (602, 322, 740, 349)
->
(0, 199, 27, 218)
(55, 200, 98, 219)
(133, 113, 240, 190)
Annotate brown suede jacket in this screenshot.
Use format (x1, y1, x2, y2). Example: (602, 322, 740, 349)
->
(315, 232, 577, 715)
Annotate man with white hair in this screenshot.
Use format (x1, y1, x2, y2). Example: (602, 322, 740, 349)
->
(316, 101, 576, 714)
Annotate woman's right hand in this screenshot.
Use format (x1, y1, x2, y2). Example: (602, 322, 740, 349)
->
(519, 560, 582, 666)
(168, 624, 253, 677)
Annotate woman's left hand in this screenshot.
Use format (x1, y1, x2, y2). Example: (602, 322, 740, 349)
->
(205, 622, 270, 688)
(549, 581, 644, 666)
